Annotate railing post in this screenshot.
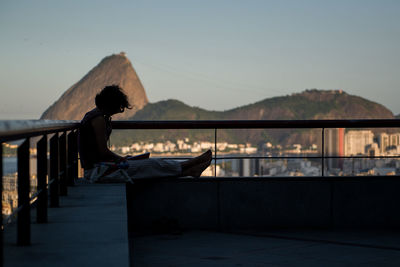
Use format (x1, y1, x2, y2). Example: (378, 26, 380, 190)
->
(67, 131, 77, 185)
(74, 130, 79, 180)
(37, 135, 48, 223)
(50, 134, 59, 207)
(59, 132, 67, 196)
(322, 128, 325, 177)
(17, 138, 30, 246)
(0, 142, 3, 266)
(214, 128, 217, 177)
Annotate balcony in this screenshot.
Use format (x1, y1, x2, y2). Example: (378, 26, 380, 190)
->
(2, 119, 400, 266)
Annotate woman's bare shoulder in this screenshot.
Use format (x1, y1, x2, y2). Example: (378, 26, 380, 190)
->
(90, 115, 106, 130)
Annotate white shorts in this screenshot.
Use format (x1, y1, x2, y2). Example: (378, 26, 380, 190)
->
(84, 158, 182, 183)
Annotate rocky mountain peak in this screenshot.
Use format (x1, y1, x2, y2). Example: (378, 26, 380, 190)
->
(40, 52, 148, 120)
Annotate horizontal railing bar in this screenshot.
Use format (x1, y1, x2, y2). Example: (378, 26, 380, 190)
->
(3, 194, 41, 227)
(3, 207, 21, 226)
(2, 119, 399, 141)
(29, 189, 44, 202)
(0, 121, 79, 142)
(214, 155, 400, 160)
(112, 119, 400, 129)
(3, 179, 55, 227)
(2, 119, 399, 140)
(149, 155, 400, 160)
(135, 156, 320, 160)
(129, 175, 400, 182)
(3, 189, 43, 227)
(0, 128, 77, 142)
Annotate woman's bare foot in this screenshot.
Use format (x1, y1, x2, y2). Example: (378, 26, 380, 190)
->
(181, 150, 212, 170)
(181, 150, 212, 177)
(184, 157, 212, 178)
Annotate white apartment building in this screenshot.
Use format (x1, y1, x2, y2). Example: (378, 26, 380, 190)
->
(390, 133, 400, 147)
(379, 133, 390, 154)
(378, 132, 400, 154)
(345, 130, 374, 156)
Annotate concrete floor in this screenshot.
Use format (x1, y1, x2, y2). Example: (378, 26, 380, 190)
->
(132, 230, 400, 266)
(3, 183, 129, 267)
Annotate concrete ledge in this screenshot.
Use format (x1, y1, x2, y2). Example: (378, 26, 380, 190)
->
(220, 180, 331, 230)
(126, 180, 219, 233)
(333, 179, 400, 227)
(126, 176, 400, 234)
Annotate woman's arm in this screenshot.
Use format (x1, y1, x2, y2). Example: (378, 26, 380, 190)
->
(91, 116, 123, 162)
(125, 152, 150, 160)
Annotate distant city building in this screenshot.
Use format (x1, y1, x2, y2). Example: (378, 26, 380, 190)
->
(378, 133, 390, 154)
(377, 132, 400, 154)
(345, 130, 374, 156)
(366, 142, 380, 157)
(239, 158, 255, 177)
(390, 133, 400, 147)
(325, 128, 345, 169)
(325, 128, 345, 156)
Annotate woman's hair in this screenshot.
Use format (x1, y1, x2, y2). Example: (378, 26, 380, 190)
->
(95, 85, 132, 113)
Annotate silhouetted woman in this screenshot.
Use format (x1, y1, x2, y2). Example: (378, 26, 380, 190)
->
(78, 85, 211, 182)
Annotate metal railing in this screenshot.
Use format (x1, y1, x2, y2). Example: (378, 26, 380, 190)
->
(0, 120, 80, 262)
(112, 119, 400, 177)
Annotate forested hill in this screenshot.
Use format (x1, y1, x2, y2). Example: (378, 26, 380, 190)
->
(130, 99, 222, 120)
(110, 89, 395, 146)
(222, 89, 394, 120)
(131, 90, 393, 121)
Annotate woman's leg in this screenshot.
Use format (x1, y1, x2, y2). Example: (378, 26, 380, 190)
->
(123, 150, 212, 179)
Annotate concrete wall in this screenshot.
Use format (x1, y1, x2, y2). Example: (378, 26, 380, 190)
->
(332, 179, 400, 228)
(126, 177, 400, 234)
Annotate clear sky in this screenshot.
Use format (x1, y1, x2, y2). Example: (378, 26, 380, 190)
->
(0, 0, 399, 119)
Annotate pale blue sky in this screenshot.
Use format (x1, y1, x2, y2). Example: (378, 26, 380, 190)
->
(0, 0, 399, 119)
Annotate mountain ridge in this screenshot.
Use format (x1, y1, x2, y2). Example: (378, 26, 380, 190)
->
(129, 89, 394, 121)
(108, 89, 395, 146)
